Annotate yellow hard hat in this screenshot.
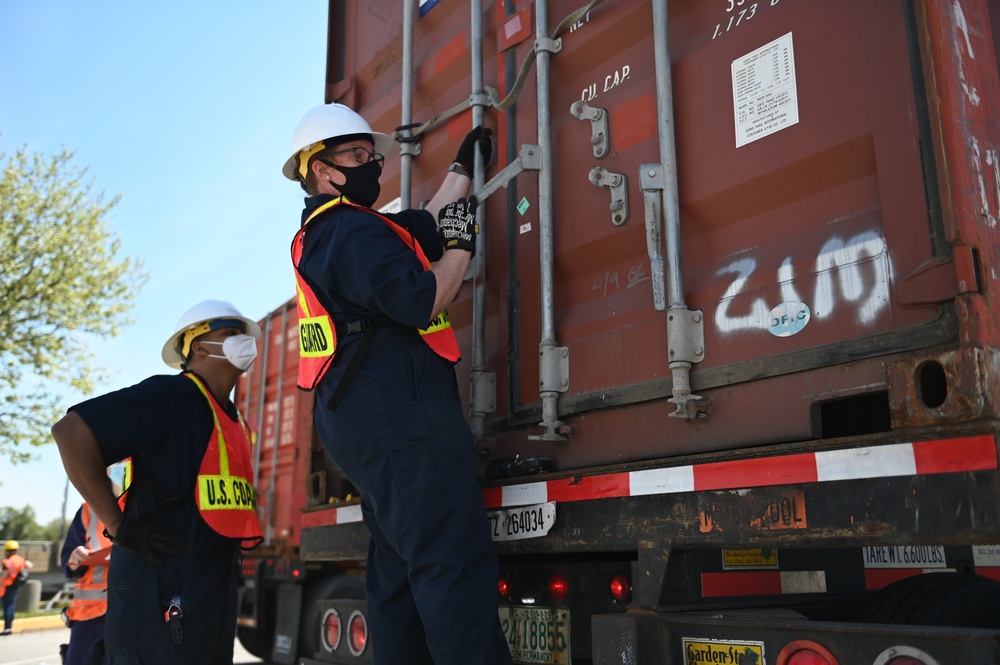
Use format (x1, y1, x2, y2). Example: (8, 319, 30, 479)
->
(3, 540, 18, 551)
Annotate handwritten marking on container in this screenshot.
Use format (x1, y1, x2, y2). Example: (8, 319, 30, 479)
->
(593, 271, 621, 297)
(733, 32, 799, 147)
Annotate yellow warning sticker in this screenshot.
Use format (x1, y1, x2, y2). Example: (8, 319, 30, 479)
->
(683, 638, 764, 665)
(722, 548, 779, 570)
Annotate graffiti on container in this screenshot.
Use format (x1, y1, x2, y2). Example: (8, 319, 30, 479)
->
(580, 65, 631, 102)
(712, 0, 782, 41)
(714, 229, 889, 333)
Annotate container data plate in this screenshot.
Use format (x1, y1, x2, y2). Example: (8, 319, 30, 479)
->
(499, 606, 570, 665)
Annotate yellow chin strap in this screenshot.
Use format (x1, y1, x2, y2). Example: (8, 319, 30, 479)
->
(297, 140, 328, 181)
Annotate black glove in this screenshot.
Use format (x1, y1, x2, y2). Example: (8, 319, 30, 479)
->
(439, 197, 479, 256)
(107, 515, 184, 566)
(454, 127, 493, 172)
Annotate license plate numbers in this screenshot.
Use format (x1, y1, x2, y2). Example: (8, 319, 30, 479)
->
(499, 606, 571, 665)
(488, 502, 556, 541)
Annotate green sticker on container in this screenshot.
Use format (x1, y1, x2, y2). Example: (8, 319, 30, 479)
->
(517, 197, 531, 215)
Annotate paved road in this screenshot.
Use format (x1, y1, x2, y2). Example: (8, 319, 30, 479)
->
(0, 626, 264, 664)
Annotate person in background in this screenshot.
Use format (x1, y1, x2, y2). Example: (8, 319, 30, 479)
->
(283, 102, 510, 665)
(51, 300, 263, 664)
(60, 464, 123, 665)
(0, 540, 33, 635)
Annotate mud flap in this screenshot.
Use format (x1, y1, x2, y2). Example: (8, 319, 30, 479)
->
(592, 613, 667, 665)
(271, 583, 303, 664)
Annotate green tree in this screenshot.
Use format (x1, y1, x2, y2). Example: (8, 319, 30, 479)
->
(0, 144, 147, 463)
(0, 505, 46, 541)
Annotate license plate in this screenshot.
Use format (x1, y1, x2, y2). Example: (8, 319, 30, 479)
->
(488, 502, 556, 541)
(499, 606, 571, 665)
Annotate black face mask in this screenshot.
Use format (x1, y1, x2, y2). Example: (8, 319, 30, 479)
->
(329, 160, 382, 208)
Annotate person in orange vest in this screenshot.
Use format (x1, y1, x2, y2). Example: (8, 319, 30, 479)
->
(0, 540, 33, 635)
(60, 500, 113, 665)
(283, 103, 511, 665)
(51, 300, 263, 664)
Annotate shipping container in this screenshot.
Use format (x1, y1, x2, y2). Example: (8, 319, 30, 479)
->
(236, 1, 1000, 663)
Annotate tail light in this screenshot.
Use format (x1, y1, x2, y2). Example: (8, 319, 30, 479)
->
(498, 574, 512, 600)
(776, 641, 839, 665)
(548, 573, 569, 603)
(347, 610, 368, 656)
(322, 609, 342, 652)
(610, 573, 632, 604)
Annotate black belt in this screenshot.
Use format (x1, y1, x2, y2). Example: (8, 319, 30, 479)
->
(326, 317, 392, 411)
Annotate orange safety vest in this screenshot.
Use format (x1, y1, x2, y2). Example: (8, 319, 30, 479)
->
(291, 196, 461, 390)
(186, 373, 263, 548)
(67, 504, 112, 621)
(0, 554, 26, 598)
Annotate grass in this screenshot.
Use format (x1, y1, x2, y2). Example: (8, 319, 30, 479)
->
(18, 608, 62, 619)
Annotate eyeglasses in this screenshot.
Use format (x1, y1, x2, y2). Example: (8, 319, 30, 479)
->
(325, 146, 385, 169)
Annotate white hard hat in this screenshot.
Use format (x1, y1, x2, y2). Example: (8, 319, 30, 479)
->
(282, 103, 394, 181)
(161, 299, 261, 369)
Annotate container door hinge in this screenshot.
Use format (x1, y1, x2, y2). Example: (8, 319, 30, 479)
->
(470, 370, 496, 417)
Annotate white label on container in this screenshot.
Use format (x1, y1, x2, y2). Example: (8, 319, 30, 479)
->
(733, 32, 799, 148)
(862, 545, 947, 569)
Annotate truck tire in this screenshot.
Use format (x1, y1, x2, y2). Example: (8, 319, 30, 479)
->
(853, 572, 1000, 628)
(299, 573, 367, 658)
(237, 620, 274, 661)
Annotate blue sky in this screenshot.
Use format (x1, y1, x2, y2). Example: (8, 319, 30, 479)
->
(0, 2, 328, 525)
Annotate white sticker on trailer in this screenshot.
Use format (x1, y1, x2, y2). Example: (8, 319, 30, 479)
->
(733, 32, 799, 148)
(862, 545, 947, 569)
(973, 544, 1000, 567)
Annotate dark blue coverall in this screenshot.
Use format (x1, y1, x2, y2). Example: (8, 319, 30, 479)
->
(297, 194, 512, 665)
(70, 374, 242, 665)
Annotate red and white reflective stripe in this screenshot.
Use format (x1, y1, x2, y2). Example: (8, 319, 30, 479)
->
(702, 570, 827, 597)
(301, 504, 363, 528)
(482, 434, 997, 509)
(300, 435, 996, 528)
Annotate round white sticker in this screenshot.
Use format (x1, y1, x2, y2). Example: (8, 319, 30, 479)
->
(767, 301, 811, 337)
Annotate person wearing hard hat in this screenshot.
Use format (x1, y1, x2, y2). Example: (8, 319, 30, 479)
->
(0, 540, 33, 635)
(51, 300, 264, 663)
(284, 103, 510, 665)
